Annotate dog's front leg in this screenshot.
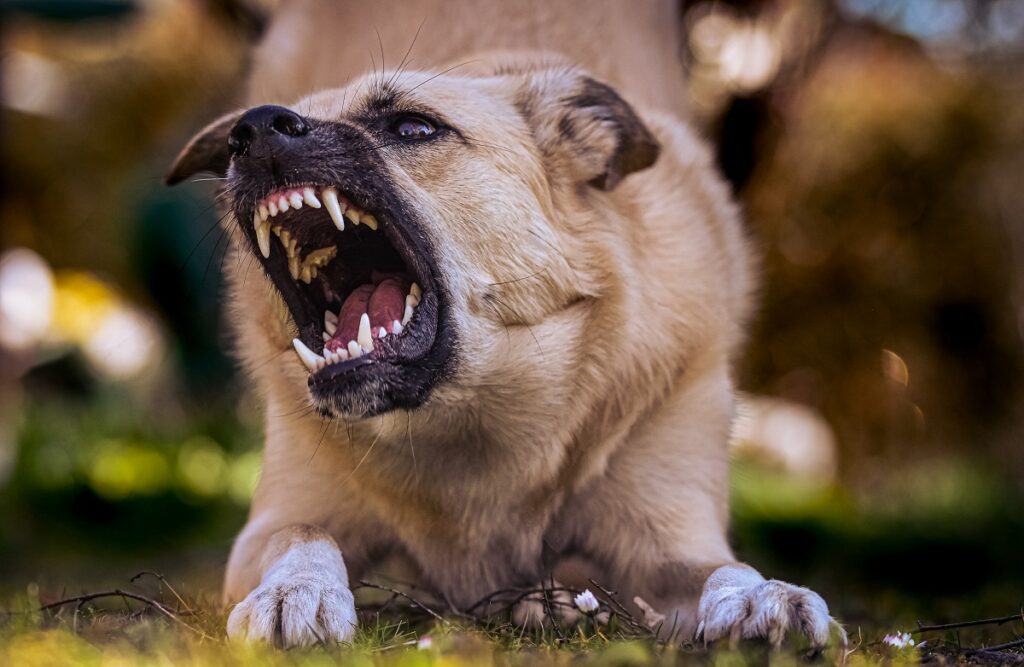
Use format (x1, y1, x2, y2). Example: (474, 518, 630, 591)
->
(555, 361, 843, 649)
(226, 524, 357, 647)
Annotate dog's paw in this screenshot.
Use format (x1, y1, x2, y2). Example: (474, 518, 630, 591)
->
(695, 565, 844, 649)
(226, 540, 357, 647)
(510, 584, 581, 628)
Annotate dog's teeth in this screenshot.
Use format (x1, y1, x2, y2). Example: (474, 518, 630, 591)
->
(324, 312, 338, 335)
(377, 327, 387, 338)
(344, 207, 361, 225)
(258, 204, 269, 221)
(357, 313, 374, 351)
(322, 187, 346, 231)
(362, 213, 378, 230)
(402, 303, 414, 326)
(405, 293, 420, 310)
(410, 282, 422, 300)
(323, 332, 332, 342)
(278, 196, 290, 212)
(256, 221, 271, 258)
(269, 200, 279, 216)
(392, 320, 403, 335)
(347, 340, 362, 358)
(288, 255, 301, 280)
(303, 187, 322, 208)
(300, 266, 312, 283)
(292, 338, 324, 371)
(289, 192, 303, 209)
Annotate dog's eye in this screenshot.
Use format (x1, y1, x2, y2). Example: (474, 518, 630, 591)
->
(391, 116, 436, 140)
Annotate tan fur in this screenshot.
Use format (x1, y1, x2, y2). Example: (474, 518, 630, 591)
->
(174, 0, 839, 647)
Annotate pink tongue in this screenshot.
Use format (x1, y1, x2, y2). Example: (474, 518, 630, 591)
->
(326, 277, 408, 351)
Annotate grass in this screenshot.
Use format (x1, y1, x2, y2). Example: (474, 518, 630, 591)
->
(2, 574, 1022, 667)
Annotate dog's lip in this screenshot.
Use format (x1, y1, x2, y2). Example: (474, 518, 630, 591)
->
(236, 180, 442, 378)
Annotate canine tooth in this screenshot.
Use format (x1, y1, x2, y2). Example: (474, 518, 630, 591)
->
(289, 192, 303, 209)
(300, 266, 312, 283)
(392, 320, 403, 334)
(347, 340, 362, 358)
(402, 303, 414, 326)
(324, 312, 338, 335)
(292, 338, 324, 371)
(410, 282, 422, 299)
(278, 196, 290, 212)
(357, 313, 374, 351)
(344, 208, 361, 225)
(322, 188, 345, 231)
(405, 293, 420, 310)
(258, 204, 269, 221)
(256, 221, 271, 258)
(362, 213, 378, 230)
(288, 255, 301, 280)
(303, 187, 322, 208)
(268, 200, 279, 216)
(377, 327, 387, 338)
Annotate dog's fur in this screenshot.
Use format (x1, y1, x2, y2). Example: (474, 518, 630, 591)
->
(170, 0, 840, 649)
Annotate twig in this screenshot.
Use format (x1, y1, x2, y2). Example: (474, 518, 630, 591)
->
(356, 580, 446, 624)
(130, 571, 196, 615)
(916, 611, 1024, 634)
(969, 638, 1024, 653)
(39, 589, 215, 640)
(587, 579, 660, 640)
(540, 577, 566, 642)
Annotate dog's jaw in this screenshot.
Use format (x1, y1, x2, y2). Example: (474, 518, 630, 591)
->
(225, 119, 458, 419)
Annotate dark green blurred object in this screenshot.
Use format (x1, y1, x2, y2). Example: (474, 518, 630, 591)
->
(1, 0, 135, 21)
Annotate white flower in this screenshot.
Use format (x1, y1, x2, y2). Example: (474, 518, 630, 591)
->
(416, 635, 433, 650)
(574, 589, 599, 614)
(883, 631, 916, 649)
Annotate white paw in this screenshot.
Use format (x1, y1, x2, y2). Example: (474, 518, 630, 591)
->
(226, 540, 357, 647)
(695, 566, 843, 649)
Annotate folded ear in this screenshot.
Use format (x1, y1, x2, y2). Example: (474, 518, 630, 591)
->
(165, 110, 243, 185)
(518, 71, 660, 191)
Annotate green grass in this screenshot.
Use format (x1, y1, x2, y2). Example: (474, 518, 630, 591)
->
(3, 576, 1020, 667)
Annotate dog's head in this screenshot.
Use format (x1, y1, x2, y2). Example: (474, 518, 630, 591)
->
(167, 58, 660, 419)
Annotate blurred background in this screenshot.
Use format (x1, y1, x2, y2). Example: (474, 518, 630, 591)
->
(1, 0, 1022, 631)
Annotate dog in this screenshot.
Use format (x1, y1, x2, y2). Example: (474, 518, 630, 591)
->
(166, 0, 841, 650)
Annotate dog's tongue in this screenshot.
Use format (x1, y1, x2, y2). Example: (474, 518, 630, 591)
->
(327, 275, 408, 350)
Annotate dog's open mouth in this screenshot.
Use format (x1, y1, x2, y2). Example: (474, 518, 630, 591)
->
(242, 184, 438, 384)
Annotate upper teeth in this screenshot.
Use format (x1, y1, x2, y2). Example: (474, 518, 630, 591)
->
(289, 282, 422, 373)
(250, 185, 379, 261)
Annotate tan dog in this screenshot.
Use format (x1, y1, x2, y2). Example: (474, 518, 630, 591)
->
(167, 0, 841, 650)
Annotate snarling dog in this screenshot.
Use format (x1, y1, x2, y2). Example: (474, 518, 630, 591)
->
(167, 20, 842, 652)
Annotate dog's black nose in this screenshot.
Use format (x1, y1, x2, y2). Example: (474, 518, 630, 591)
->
(228, 105, 310, 157)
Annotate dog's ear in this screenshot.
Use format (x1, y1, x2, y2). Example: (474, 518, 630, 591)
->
(165, 110, 243, 186)
(518, 71, 660, 191)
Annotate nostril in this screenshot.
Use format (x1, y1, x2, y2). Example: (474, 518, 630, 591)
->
(272, 111, 309, 137)
(228, 122, 254, 157)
